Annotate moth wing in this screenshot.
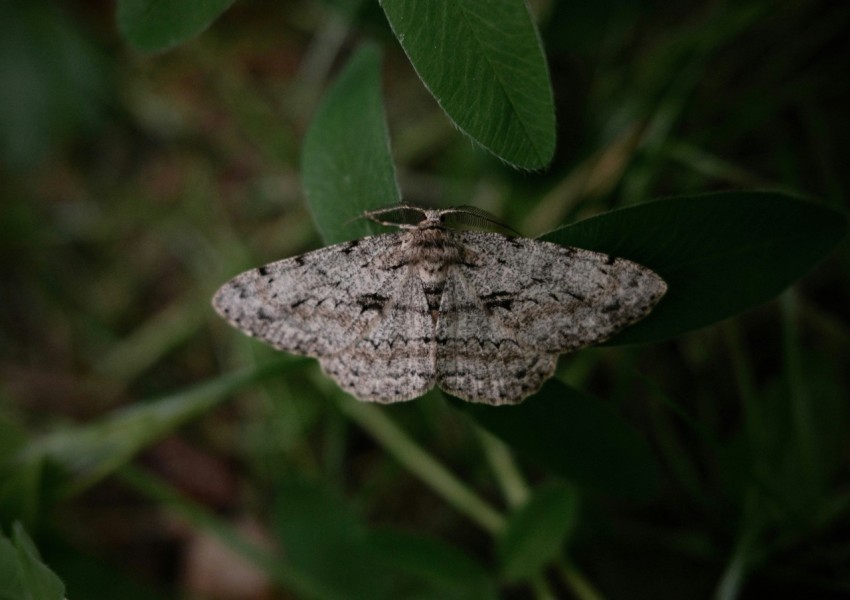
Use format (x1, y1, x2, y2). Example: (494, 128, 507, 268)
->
(453, 231, 666, 355)
(212, 234, 407, 357)
(321, 271, 437, 403)
(436, 268, 557, 405)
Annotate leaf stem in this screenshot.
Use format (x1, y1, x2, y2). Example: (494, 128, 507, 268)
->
(333, 391, 505, 534)
(781, 292, 817, 482)
(722, 323, 762, 460)
(475, 426, 529, 507)
(556, 559, 607, 600)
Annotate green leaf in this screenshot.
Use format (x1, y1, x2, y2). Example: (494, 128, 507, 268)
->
(272, 477, 388, 600)
(366, 529, 497, 600)
(0, 410, 43, 526)
(15, 360, 288, 498)
(301, 44, 400, 245)
(454, 380, 660, 500)
(380, 0, 555, 169)
(273, 478, 496, 599)
(541, 192, 847, 344)
(12, 524, 65, 600)
(0, 523, 65, 600)
(117, 0, 236, 52)
(0, 535, 20, 600)
(0, 1, 111, 167)
(499, 481, 578, 582)
(0, 457, 43, 528)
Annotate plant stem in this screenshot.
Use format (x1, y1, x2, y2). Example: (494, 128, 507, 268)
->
(556, 559, 607, 600)
(333, 391, 505, 533)
(476, 426, 529, 507)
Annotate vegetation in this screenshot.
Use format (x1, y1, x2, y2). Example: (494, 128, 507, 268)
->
(0, 0, 848, 598)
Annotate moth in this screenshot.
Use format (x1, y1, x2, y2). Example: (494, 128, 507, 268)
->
(213, 205, 666, 405)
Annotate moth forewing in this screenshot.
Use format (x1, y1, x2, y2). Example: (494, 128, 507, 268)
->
(213, 207, 666, 404)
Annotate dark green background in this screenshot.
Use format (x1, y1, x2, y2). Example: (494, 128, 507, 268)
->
(1, 1, 848, 599)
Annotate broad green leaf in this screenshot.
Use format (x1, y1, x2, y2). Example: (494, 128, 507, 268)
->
(454, 380, 659, 500)
(272, 478, 391, 600)
(0, 533, 20, 600)
(12, 524, 65, 600)
(380, 0, 555, 169)
(499, 481, 578, 582)
(541, 192, 847, 344)
(117, 0, 236, 52)
(274, 478, 495, 599)
(0, 523, 65, 600)
(301, 44, 400, 245)
(15, 360, 290, 498)
(366, 529, 497, 600)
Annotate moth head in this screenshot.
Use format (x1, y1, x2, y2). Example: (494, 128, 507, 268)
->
(362, 204, 519, 235)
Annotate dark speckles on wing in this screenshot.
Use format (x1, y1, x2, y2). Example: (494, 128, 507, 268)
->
(601, 300, 621, 313)
(356, 292, 389, 313)
(481, 291, 514, 313)
(212, 208, 667, 406)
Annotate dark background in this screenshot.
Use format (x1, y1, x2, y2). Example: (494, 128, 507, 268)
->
(1, 0, 848, 598)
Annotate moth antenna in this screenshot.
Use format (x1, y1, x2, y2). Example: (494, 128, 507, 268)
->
(361, 204, 429, 229)
(439, 206, 521, 236)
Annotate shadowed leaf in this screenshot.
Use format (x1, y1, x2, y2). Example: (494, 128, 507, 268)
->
(302, 44, 400, 245)
(542, 192, 847, 344)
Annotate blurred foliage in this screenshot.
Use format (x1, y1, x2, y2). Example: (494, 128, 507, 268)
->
(0, 523, 65, 600)
(117, 0, 238, 52)
(0, 0, 111, 169)
(0, 0, 849, 599)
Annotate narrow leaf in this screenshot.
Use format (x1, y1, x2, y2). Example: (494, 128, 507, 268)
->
(117, 0, 236, 52)
(454, 380, 660, 500)
(301, 44, 400, 245)
(541, 192, 847, 344)
(16, 359, 290, 498)
(380, 0, 556, 169)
